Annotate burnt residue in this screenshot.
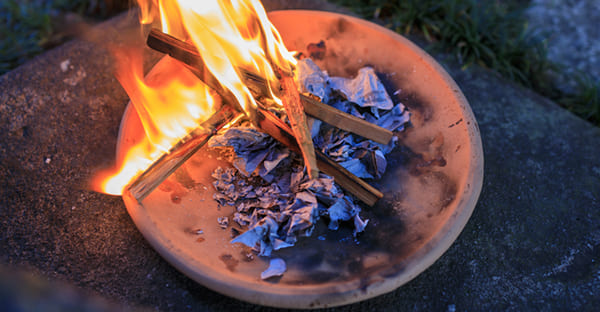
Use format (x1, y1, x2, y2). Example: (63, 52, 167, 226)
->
(369, 194, 405, 218)
(412, 156, 447, 175)
(286, 271, 340, 285)
(384, 145, 418, 171)
(440, 177, 457, 209)
(448, 118, 463, 128)
(393, 133, 448, 176)
(295, 250, 324, 271)
(342, 61, 360, 78)
(263, 168, 457, 286)
(157, 176, 189, 204)
(398, 91, 434, 125)
(174, 164, 196, 189)
(420, 171, 458, 211)
(219, 254, 239, 272)
(240, 248, 254, 262)
(425, 132, 446, 162)
(271, 201, 413, 285)
(230, 227, 241, 238)
(375, 72, 434, 130)
(267, 124, 458, 285)
(360, 210, 409, 253)
(386, 140, 457, 211)
(170, 193, 182, 204)
(379, 263, 407, 279)
(383, 141, 446, 179)
(318, 49, 356, 78)
(306, 40, 327, 60)
(376, 72, 400, 102)
(358, 274, 385, 293)
(347, 258, 363, 274)
(326, 17, 351, 39)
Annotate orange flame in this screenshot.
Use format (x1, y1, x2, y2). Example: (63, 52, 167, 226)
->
(95, 0, 296, 195)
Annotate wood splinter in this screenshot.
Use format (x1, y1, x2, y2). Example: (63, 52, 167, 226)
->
(278, 71, 319, 179)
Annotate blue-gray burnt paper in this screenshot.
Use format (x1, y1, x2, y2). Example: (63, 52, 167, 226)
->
(208, 58, 410, 279)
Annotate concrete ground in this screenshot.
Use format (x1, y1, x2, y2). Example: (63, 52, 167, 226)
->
(1, 0, 599, 311)
(527, 0, 600, 92)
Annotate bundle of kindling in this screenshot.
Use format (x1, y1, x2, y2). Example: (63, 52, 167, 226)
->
(129, 30, 410, 278)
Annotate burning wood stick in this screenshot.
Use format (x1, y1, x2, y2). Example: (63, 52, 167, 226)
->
(140, 29, 383, 205)
(146, 29, 271, 102)
(255, 107, 383, 206)
(128, 105, 242, 202)
(128, 102, 382, 205)
(279, 72, 319, 179)
(147, 29, 393, 144)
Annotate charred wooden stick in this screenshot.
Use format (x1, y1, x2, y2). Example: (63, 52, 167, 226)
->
(299, 94, 393, 144)
(279, 72, 319, 179)
(126, 103, 381, 205)
(127, 105, 242, 202)
(147, 29, 393, 144)
(145, 29, 382, 205)
(256, 107, 383, 206)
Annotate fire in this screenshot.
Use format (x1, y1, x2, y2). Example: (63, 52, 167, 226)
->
(95, 0, 297, 195)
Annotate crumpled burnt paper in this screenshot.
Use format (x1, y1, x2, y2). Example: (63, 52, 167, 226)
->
(207, 58, 410, 278)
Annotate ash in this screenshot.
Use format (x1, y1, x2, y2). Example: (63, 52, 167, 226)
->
(208, 58, 410, 266)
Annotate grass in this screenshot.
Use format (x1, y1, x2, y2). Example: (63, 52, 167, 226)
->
(334, 0, 600, 126)
(0, 0, 128, 74)
(560, 73, 600, 125)
(0, 1, 53, 74)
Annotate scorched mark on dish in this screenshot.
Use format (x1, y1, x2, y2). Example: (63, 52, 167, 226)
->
(219, 254, 239, 272)
(326, 17, 351, 39)
(448, 118, 463, 128)
(174, 164, 196, 189)
(384, 143, 458, 212)
(395, 91, 433, 124)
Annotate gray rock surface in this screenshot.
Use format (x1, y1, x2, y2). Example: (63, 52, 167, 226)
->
(527, 0, 600, 91)
(1, 0, 599, 311)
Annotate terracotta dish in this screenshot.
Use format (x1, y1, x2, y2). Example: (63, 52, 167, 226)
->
(118, 10, 484, 309)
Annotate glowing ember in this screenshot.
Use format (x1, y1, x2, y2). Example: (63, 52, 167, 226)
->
(94, 0, 297, 195)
